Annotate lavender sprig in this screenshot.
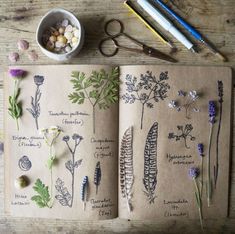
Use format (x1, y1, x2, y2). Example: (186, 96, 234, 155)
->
(189, 167, 203, 230)
(197, 143, 204, 197)
(214, 81, 223, 189)
(207, 101, 216, 207)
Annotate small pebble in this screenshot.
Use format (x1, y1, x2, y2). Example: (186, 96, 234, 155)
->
(17, 39, 29, 51)
(55, 41, 64, 48)
(65, 45, 72, 52)
(65, 25, 73, 32)
(8, 52, 19, 63)
(49, 35, 57, 43)
(61, 19, 69, 27)
(72, 37, 78, 44)
(28, 50, 38, 61)
(64, 31, 73, 40)
(14, 175, 29, 189)
(46, 41, 55, 50)
(58, 27, 65, 34)
(57, 35, 67, 44)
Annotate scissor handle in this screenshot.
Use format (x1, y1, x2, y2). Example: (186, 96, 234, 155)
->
(104, 19, 124, 37)
(98, 37, 119, 57)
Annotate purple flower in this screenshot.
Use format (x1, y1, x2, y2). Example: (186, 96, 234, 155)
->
(188, 167, 200, 179)
(209, 101, 216, 124)
(72, 134, 83, 141)
(197, 143, 204, 157)
(178, 90, 186, 97)
(9, 69, 26, 78)
(62, 135, 70, 142)
(34, 75, 44, 86)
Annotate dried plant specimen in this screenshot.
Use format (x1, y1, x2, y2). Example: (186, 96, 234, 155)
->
(214, 81, 223, 189)
(121, 71, 170, 129)
(143, 122, 158, 204)
(55, 134, 83, 207)
(120, 126, 134, 212)
(68, 67, 119, 133)
(94, 161, 101, 195)
(168, 124, 195, 149)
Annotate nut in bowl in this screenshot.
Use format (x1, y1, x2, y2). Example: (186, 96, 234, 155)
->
(36, 8, 84, 61)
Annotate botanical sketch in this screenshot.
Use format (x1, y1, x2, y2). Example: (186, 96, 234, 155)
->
(121, 71, 170, 129)
(143, 122, 158, 204)
(68, 67, 119, 134)
(26, 75, 44, 130)
(81, 176, 89, 211)
(120, 126, 134, 212)
(168, 124, 195, 149)
(94, 161, 102, 195)
(55, 134, 83, 207)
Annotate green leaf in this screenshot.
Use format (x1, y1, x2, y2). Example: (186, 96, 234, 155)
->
(47, 156, 55, 169)
(31, 179, 51, 208)
(68, 92, 85, 104)
(89, 90, 99, 99)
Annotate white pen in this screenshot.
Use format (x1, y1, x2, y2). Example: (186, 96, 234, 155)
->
(137, 0, 197, 52)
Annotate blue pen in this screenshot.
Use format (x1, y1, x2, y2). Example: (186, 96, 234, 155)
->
(153, 0, 227, 61)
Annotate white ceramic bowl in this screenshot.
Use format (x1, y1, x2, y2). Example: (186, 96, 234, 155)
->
(36, 8, 84, 61)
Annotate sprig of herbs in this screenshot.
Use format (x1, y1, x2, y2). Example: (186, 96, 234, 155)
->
(68, 67, 120, 133)
(31, 179, 51, 208)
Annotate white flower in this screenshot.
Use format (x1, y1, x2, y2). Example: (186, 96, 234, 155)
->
(189, 90, 199, 100)
(193, 108, 200, 112)
(48, 126, 62, 134)
(168, 100, 177, 109)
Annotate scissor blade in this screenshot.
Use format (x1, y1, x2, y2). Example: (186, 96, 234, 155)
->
(143, 45, 177, 63)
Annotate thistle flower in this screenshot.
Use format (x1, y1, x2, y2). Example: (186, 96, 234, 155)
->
(34, 75, 44, 86)
(188, 167, 200, 179)
(9, 69, 26, 78)
(208, 101, 216, 124)
(197, 143, 204, 157)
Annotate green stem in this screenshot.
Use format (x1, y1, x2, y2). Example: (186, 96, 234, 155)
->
(200, 158, 203, 198)
(194, 178, 203, 230)
(207, 124, 213, 207)
(16, 118, 19, 131)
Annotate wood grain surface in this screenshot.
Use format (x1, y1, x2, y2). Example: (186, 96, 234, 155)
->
(0, 0, 235, 233)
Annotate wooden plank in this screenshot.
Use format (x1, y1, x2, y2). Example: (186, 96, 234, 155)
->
(0, 0, 235, 232)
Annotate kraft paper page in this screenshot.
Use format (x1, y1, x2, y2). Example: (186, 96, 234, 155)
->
(4, 65, 118, 220)
(118, 65, 232, 220)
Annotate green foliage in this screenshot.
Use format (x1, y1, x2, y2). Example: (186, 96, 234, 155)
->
(31, 179, 51, 208)
(8, 86, 22, 130)
(68, 67, 120, 110)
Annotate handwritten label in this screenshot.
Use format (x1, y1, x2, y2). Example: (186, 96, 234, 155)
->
(163, 199, 189, 218)
(48, 110, 89, 126)
(166, 154, 194, 165)
(91, 138, 115, 159)
(90, 198, 114, 217)
(11, 193, 30, 206)
(12, 135, 43, 148)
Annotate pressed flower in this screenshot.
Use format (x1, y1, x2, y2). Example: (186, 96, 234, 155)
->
(9, 69, 26, 78)
(62, 135, 70, 142)
(188, 167, 203, 230)
(178, 90, 186, 96)
(207, 100, 217, 207)
(72, 133, 83, 141)
(189, 90, 199, 100)
(168, 100, 177, 109)
(197, 143, 204, 157)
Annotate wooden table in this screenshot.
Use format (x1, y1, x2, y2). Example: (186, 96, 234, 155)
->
(0, 0, 235, 233)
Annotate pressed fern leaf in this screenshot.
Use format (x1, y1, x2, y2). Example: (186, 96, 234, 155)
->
(143, 122, 158, 204)
(94, 161, 101, 195)
(120, 126, 134, 212)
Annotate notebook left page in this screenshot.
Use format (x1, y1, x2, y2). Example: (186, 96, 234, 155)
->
(4, 65, 119, 220)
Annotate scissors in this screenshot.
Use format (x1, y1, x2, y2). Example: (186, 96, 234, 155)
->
(98, 19, 177, 63)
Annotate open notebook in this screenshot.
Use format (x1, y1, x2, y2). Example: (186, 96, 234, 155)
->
(4, 65, 232, 220)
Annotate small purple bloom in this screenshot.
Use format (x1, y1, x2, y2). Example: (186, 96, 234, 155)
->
(62, 135, 70, 142)
(189, 167, 200, 179)
(34, 75, 44, 86)
(9, 69, 26, 78)
(197, 143, 204, 157)
(209, 101, 216, 124)
(178, 90, 186, 97)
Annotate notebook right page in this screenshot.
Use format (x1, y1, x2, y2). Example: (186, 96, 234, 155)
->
(118, 65, 232, 220)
